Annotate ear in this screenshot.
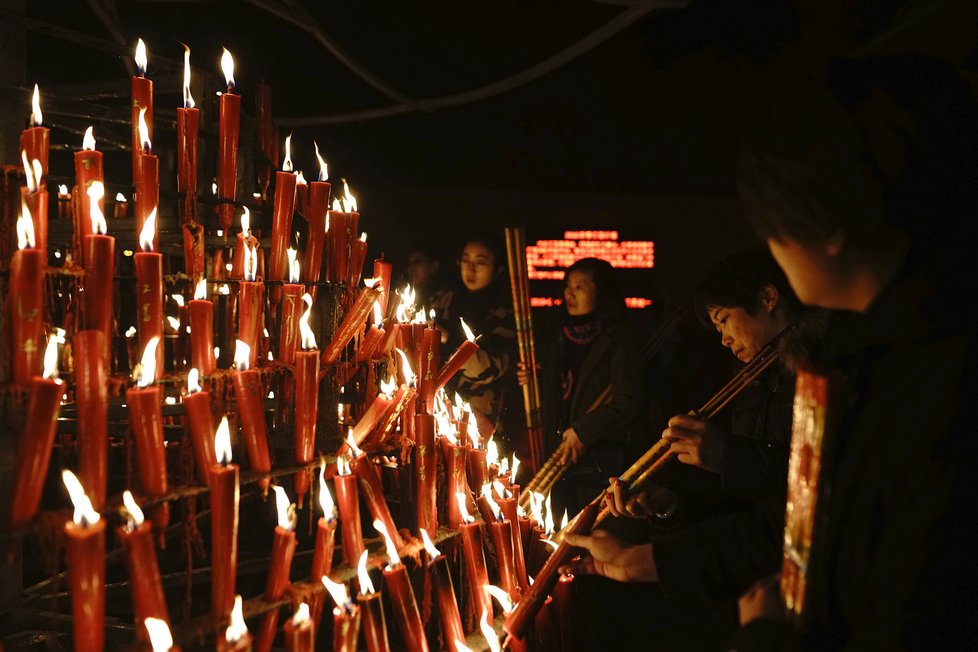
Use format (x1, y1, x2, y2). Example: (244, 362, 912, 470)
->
(759, 284, 779, 313)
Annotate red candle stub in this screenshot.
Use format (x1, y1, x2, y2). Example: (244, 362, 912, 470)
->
(189, 278, 217, 375)
(456, 494, 494, 624)
(256, 486, 298, 652)
(232, 343, 272, 488)
(269, 164, 297, 286)
(183, 370, 215, 486)
(351, 451, 404, 550)
(354, 549, 391, 652)
(61, 470, 106, 652)
(219, 596, 252, 652)
(135, 209, 164, 379)
(131, 41, 153, 186)
(334, 458, 365, 567)
(212, 419, 240, 619)
(118, 491, 170, 641)
(302, 153, 330, 284)
(9, 335, 62, 527)
(322, 577, 361, 652)
(81, 181, 114, 367)
(9, 205, 45, 385)
(416, 414, 438, 535)
(284, 603, 315, 652)
(22, 84, 50, 179)
(74, 330, 108, 508)
(126, 337, 169, 532)
(294, 293, 320, 499)
(177, 47, 198, 223)
(217, 49, 240, 231)
(74, 126, 103, 265)
(435, 319, 480, 392)
(311, 463, 338, 629)
(421, 529, 465, 648)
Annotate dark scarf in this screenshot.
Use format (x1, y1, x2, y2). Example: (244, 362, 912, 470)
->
(558, 314, 603, 430)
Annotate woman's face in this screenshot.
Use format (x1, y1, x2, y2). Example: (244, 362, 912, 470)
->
(707, 291, 782, 363)
(564, 270, 597, 317)
(459, 242, 495, 291)
(766, 236, 836, 308)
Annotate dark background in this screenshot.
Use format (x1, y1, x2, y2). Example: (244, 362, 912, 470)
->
(2, 0, 977, 306)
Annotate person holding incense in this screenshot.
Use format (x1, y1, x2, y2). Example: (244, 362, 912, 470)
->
(433, 231, 523, 450)
(518, 257, 645, 516)
(563, 55, 978, 650)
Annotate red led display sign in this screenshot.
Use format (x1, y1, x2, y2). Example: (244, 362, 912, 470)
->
(526, 230, 654, 309)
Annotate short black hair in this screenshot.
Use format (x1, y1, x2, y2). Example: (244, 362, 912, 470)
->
(460, 230, 505, 270)
(737, 55, 978, 255)
(694, 250, 802, 327)
(565, 257, 626, 323)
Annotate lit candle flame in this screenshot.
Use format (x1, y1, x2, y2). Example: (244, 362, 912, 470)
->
(357, 549, 375, 595)
(58, 184, 68, 196)
(144, 618, 173, 652)
(283, 134, 293, 172)
(373, 518, 401, 569)
(529, 492, 545, 525)
(122, 489, 145, 530)
(272, 485, 294, 531)
(486, 437, 498, 467)
(544, 492, 554, 536)
(560, 508, 569, 532)
(116, 192, 127, 203)
(372, 301, 383, 327)
(345, 429, 363, 458)
(166, 315, 180, 332)
(243, 240, 257, 282)
(226, 595, 248, 643)
(240, 206, 251, 237)
(234, 339, 251, 371)
(467, 412, 480, 449)
(288, 247, 300, 284)
(454, 641, 474, 652)
(314, 141, 328, 181)
(378, 376, 397, 399)
(182, 44, 195, 109)
(221, 47, 235, 90)
(135, 39, 147, 76)
(322, 576, 352, 612)
(187, 367, 202, 394)
(511, 454, 520, 486)
(363, 277, 381, 289)
(394, 285, 416, 323)
(138, 107, 151, 152)
(336, 455, 351, 476)
(21, 150, 36, 193)
(296, 170, 307, 185)
(480, 610, 501, 652)
(420, 528, 441, 558)
(484, 585, 513, 614)
(341, 180, 358, 212)
(18, 204, 38, 249)
(41, 332, 59, 380)
(83, 126, 96, 151)
(456, 493, 475, 524)
(138, 207, 157, 252)
(215, 416, 232, 465)
(291, 602, 311, 626)
(194, 276, 207, 300)
(411, 308, 427, 325)
(482, 484, 502, 521)
(498, 457, 509, 480)
(31, 83, 42, 126)
(394, 348, 415, 386)
(360, 232, 367, 243)
(460, 318, 477, 342)
(299, 293, 316, 350)
(62, 469, 100, 527)
(318, 460, 336, 520)
(136, 337, 159, 388)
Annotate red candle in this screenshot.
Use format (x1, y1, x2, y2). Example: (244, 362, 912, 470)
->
(334, 457, 365, 567)
(131, 40, 153, 188)
(21, 84, 49, 180)
(350, 232, 368, 288)
(373, 384, 415, 446)
(456, 494, 494, 624)
(75, 330, 108, 508)
(219, 596, 252, 652)
(416, 414, 438, 535)
(211, 420, 240, 619)
(295, 171, 309, 218)
(232, 341, 272, 489)
(349, 382, 394, 448)
(311, 464, 338, 629)
(503, 501, 601, 640)
(355, 551, 391, 652)
(351, 450, 404, 550)
(269, 136, 297, 287)
(81, 182, 114, 367)
(417, 328, 441, 415)
(177, 46, 199, 223)
(231, 207, 255, 279)
(326, 187, 360, 284)
(442, 436, 469, 528)
(126, 338, 169, 532)
(189, 277, 217, 376)
(552, 572, 577, 652)
(372, 258, 393, 315)
(421, 529, 465, 647)
(373, 521, 428, 652)
(118, 491, 169, 641)
(217, 49, 240, 231)
(61, 471, 105, 652)
(355, 301, 385, 364)
(135, 209, 164, 380)
(19, 179, 48, 255)
(284, 603, 315, 652)
(134, 107, 160, 253)
(279, 252, 304, 365)
(322, 578, 361, 652)
(8, 336, 62, 527)
(74, 126, 103, 266)
(8, 204, 45, 385)
(238, 240, 264, 368)
(466, 447, 489, 499)
(486, 515, 520, 603)
(497, 488, 530, 593)
(183, 369, 214, 486)
(183, 222, 206, 280)
(255, 486, 298, 652)
(322, 284, 383, 364)
(435, 319, 480, 393)
(303, 151, 331, 285)
(294, 294, 320, 499)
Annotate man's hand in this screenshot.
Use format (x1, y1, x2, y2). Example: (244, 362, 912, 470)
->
(662, 414, 726, 473)
(738, 574, 784, 625)
(604, 478, 678, 519)
(560, 428, 585, 465)
(559, 530, 658, 583)
(516, 361, 530, 386)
